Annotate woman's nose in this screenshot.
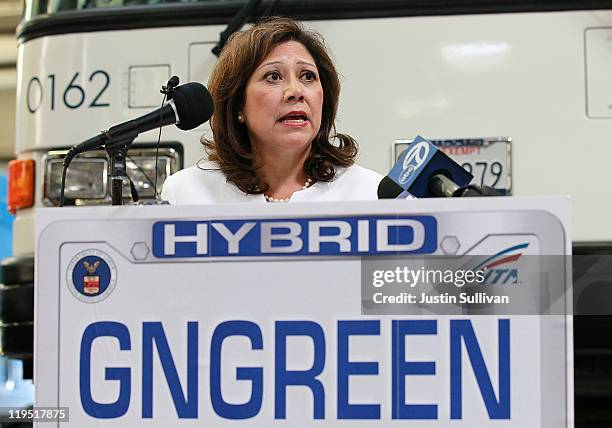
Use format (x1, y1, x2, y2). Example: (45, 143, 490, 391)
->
(284, 78, 304, 101)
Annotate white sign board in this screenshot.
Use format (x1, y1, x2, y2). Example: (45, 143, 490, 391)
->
(35, 198, 572, 426)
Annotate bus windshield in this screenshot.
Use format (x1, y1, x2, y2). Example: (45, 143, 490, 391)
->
(22, 0, 603, 38)
(25, 0, 239, 21)
(25, 0, 599, 23)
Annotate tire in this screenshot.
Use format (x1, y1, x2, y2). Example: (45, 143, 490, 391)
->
(0, 256, 34, 286)
(0, 284, 34, 324)
(0, 323, 33, 359)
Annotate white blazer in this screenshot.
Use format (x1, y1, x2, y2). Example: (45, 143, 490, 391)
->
(161, 163, 383, 204)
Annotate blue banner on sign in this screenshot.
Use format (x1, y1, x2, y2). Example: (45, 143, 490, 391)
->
(152, 216, 437, 258)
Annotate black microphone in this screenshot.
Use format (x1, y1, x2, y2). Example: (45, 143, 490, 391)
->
(456, 184, 503, 197)
(63, 82, 213, 166)
(378, 136, 474, 199)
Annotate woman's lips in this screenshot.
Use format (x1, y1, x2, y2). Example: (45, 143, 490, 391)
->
(279, 113, 309, 127)
(280, 118, 309, 127)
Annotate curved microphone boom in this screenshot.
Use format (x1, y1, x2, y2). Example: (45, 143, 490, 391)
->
(63, 82, 213, 167)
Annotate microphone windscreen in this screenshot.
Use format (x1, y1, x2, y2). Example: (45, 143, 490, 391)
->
(378, 175, 405, 199)
(172, 82, 214, 130)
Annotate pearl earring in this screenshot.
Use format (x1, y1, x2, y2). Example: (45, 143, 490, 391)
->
(238, 112, 244, 123)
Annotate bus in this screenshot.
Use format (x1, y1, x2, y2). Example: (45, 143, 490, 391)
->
(5, 0, 612, 424)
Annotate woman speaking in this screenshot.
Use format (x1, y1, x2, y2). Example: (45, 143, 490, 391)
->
(162, 17, 382, 204)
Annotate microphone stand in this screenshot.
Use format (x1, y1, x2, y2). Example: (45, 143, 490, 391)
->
(102, 124, 139, 206)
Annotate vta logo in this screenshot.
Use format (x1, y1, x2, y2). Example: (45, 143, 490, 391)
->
(474, 243, 529, 285)
(399, 141, 429, 184)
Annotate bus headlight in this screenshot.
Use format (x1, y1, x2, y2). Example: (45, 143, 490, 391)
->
(46, 156, 108, 201)
(43, 146, 181, 206)
(124, 155, 169, 199)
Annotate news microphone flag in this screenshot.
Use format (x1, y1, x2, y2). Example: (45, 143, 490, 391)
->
(381, 135, 473, 198)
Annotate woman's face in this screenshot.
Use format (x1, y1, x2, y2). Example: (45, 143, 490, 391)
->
(243, 41, 324, 157)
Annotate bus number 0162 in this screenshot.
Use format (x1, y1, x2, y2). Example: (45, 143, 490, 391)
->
(26, 70, 111, 113)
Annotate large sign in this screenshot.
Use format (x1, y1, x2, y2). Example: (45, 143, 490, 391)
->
(35, 198, 572, 426)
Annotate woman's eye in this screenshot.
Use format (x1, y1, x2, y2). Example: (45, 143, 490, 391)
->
(302, 71, 317, 81)
(265, 72, 281, 82)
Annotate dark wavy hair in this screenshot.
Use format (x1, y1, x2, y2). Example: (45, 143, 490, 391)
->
(203, 17, 358, 194)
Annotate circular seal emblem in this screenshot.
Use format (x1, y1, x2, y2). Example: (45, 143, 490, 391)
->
(66, 249, 117, 303)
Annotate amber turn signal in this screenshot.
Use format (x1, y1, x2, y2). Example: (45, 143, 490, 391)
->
(8, 159, 35, 215)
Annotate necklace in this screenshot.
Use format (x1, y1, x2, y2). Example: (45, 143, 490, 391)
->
(264, 178, 313, 203)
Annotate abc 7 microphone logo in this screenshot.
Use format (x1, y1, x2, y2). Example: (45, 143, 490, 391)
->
(399, 141, 430, 185)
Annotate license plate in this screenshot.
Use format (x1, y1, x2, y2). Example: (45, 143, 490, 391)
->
(393, 137, 512, 194)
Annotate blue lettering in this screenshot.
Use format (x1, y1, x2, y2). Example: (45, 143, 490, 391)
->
(337, 320, 381, 419)
(275, 321, 326, 419)
(142, 322, 198, 418)
(450, 319, 510, 419)
(392, 320, 438, 419)
(80, 321, 131, 418)
(210, 321, 263, 419)
(503, 269, 518, 284)
(153, 216, 437, 258)
(490, 269, 507, 284)
(77, 318, 512, 421)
